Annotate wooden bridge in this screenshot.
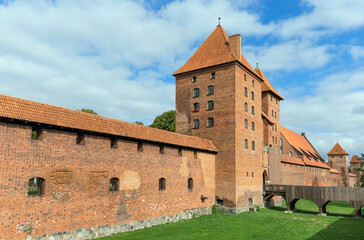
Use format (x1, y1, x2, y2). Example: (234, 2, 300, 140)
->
(264, 185, 364, 216)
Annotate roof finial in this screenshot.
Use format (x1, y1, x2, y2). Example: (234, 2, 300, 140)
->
(337, 139, 339, 143)
(256, 63, 259, 69)
(218, 17, 221, 26)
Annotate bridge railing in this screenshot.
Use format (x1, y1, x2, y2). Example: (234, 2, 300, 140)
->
(264, 184, 286, 193)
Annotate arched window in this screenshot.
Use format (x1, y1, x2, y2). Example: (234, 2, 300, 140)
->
(252, 122, 255, 131)
(110, 178, 119, 192)
(245, 119, 248, 129)
(252, 141, 255, 150)
(244, 102, 248, 112)
(159, 178, 166, 191)
(244, 87, 248, 97)
(251, 91, 254, 100)
(245, 139, 248, 149)
(188, 178, 193, 191)
(289, 152, 292, 157)
(251, 106, 255, 115)
(28, 177, 45, 196)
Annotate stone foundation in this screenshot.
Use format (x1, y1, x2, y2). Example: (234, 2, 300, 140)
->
(22, 207, 212, 240)
(217, 200, 283, 214)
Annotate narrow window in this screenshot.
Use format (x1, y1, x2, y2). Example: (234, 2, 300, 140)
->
(244, 102, 248, 112)
(245, 119, 248, 129)
(252, 122, 255, 131)
(252, 80, 255, 86)
(160, 146, 165, 154)
(289, 151, 292, 157)
(159, 178, 166, 191)
(272, 125, 274, 131)
(208, 85, 214, 95)
(207, 100, 214, 110)
(211, 72, 215, 79)
(280, 139, 283, 155)
(193, 102, 200, 111)
(244, 74, 246, 81)
(244, 87, 248, 97)
(246, 172, 249, 177)
(271, 96, 273, 101)
(251, 91, 254, 100)
(110, 138, 117, 148)
(192, 76, 197, 83)
(178, 148, 182, 156)
(193, 119, 200, 129)
(28, 177, 45, 196)
(194, 150, 197, 158)
(207, 118, 214, 127)
(252, 172, 254, 178)
(31, 127, 42, 140)
(272, 110, 274, 117)
(76, 133, 85, 145)
(251, 106, 255, 115)
(252, 141, 255, 150)
(245, 139, 248, 149)
(193, 88, 200, 97)
(275, 137, 277, 144)
(275, 111, 277, 118)
(188, 178, 193, 191)
(272, 136, 274, 144)
(138, 142, 143, 152)
(110, 178, 119, 192)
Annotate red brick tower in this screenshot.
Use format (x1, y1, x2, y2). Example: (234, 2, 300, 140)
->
(327, 143, 349, 186)
(350, 155, 363, 186)
(173, 25, 283, 212)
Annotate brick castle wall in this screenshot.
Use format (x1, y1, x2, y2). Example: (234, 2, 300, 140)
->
(0, 122, 215, 240)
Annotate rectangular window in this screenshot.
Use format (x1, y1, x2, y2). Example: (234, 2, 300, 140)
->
(245, 119, 248, 129)
(192, 76, 197, 83)
(31, 127, 42, 140)
(193, 119, 200, 129)
(207, 118, 214, 127)
(178, 148, 182, 156)
(252, 80, 255, 87)
(76, 133, 85, 145)
(275, 111, 277, 118)
(193, 102, 200, 111)
(193, 88, 200, 97)
(207, 100, 214, 110)
(160, 146, 165, 154)
(244, 102, 248, 112)
(245, 139, 248, 149)
(138, 142, 143, 152)
(208, 85, 214, 95)
(244, 87, 248, 97)
(244, 74, 246, 81)
(252, 141, 255, 150)
(251, 91, 254, 100)
(252, 122, 255, 131)
(194, 150, 197, 158)
(252, 106, 255, 115)
(110, 138, 118, 148)
(211, 72, 215, 79)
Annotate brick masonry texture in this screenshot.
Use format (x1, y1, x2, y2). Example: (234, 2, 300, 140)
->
(0, 122, 215, 239)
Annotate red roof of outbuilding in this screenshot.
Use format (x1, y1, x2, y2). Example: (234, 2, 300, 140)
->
(0, 94, 218, 152)
(327, 143, 349, 155)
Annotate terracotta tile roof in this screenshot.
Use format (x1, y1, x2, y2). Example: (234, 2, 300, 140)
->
(281, 126, 330, 169)
(173, 26, 236, 75)
(0, 94, 218, 152)
(349, 173, 357, 177)
(281, 155, 304, 166)
(330, 168, 340, 174)
(254, 68, 283, 100)
(327, 143, 349, 155)
(261, 111, 274, 124)
(350, 155, 362, 163)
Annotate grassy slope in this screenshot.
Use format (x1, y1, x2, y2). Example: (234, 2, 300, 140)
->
(98, 200, 364, 240)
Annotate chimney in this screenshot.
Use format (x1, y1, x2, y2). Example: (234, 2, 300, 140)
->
(229, 34, 241, 61)
(301, 133, 306, 137)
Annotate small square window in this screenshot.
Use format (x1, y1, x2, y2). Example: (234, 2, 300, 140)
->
(192, 76, 197, 83)
(178, 148, 183, 156)
(193, 102, 200, 111)
(31, 127, 42, 140)
(193, 119, 200, 129)
(110, 138, 118, 148)
(160, 146, 165, 154)
(207, 100, 214, 110)
(207, 118, 214, 127)
(211, 72, 215, 79)
(76, 133, 85, 145)
(208, 85, 214, 95)
(193, 88, 200, 97)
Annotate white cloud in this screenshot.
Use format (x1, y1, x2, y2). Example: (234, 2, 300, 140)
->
(350, 46, 364, 60)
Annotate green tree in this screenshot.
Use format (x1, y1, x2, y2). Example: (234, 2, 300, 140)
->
(358, 154, 364, 187)
(149, 110, 175, 132)
(79, 108, 98, 115)
(134, 121, 144, 125)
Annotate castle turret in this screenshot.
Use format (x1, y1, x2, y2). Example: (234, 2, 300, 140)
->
(327, 143, 349, 186)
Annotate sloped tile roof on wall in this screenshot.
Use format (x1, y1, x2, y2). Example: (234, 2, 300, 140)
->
(330, 168, 340, 174)
(0, 94, 218, 152)
(281, 155, 305, 166)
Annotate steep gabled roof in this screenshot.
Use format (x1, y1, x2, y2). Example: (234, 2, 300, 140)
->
(350, 155, 362, 163)
(327, 143, 349, 155)
(173, 26, 236, 75)
(280, 126, 329, 169)
(0, 94, 218, 152)
(254, 68, 283, 100)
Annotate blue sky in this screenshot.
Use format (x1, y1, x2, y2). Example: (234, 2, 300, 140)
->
(0, 0, 364, 160)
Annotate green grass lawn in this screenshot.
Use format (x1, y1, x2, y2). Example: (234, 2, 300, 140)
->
(98, 200, 364, 240)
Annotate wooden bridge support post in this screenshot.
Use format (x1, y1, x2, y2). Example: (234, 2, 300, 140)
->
(356, 208, 362, 217)
(286, 198, 298, 212)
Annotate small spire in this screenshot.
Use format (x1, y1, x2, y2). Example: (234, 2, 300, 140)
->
(256, 63, 259, 69)
(217, 17, 221, 26)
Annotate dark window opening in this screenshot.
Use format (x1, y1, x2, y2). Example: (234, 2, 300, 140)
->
(28, 177, 45, 196)
(110, 138, 118, 148)
(178, 148, 182, 156)
(193, 88, 200, 97)
(244, 102, 248, 112)
(245, 119, 248, 129)
(252, 172, 254, 178)
(188, 178, 193, 191)
(244, 87, 248, 97)
(252, 141, 255, 150)
(244, 74, 247, 81)
(110, 178, 119, 192)
(246, 172, 249, 177)
(245, 139, 248, 149)
(251, 91, 254, 100)
(211, 72, 215, 79)
(249, 198, 254, 204)
(31, 127, 42, 140)
(208, 85, 214, 95)
(252, 122, 255, 131)
(252, 80, 255, 87)
(159, 178, 166, 191)
(138, 142, 143, 152)
(193, 102, 200, 111)
(194, 150, 197, 158)
(275, 111, 277, 118)
(207, 100, 214, 110)
(251, 106, 255, 115)
(192, 76, 197, 83)
(76, 133, 85, 145)
(207, 118, 214, 127)
(160, 146, 165, 154)
(216, 198, 223, 205)
(193, 119, 200, 129)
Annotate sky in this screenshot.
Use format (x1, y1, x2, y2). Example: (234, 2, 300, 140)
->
(0, 0, 364, 160)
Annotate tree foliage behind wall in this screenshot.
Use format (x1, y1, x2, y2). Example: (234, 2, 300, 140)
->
(360, 154, 364, 187)
(149, 110, 175, 132)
